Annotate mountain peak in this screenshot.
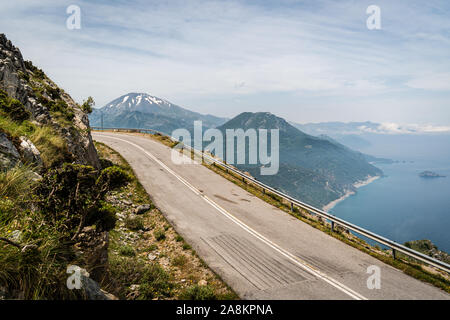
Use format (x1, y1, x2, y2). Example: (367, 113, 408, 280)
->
(218, 111, 299, 134)
(90, 92, 228, 134)
(102, 92, 173, 114)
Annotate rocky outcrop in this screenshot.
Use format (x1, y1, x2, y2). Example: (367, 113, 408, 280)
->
(74, 226, 109, 282)
(0, 34, 49, 123)
(404, 239, 450, 264)
(135, 204, 152, 215)
(18, 136, 43, 169)
(0, 34, 111, 300)
(80, 274, 117, 300)
(0, 132, 20, 170)
(0, 33, 100, 169)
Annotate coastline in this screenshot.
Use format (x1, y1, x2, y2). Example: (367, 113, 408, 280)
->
(322, 175, 380, 212)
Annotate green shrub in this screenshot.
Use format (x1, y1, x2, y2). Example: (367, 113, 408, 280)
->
(182, 243, 192, 251)
(88, 201, 117, 232)
(18, 71, 30, 82)
(0, 194, 82, 300)
(45, 85, 61, 100)
(179, 285, 217, 300)
(138, 263, 173, 299)
(99, 158, 114, 169)
(34, 163, 128, 237)
(50, 100, 67, 113)
(0, 116, 35, 139)
(0, 199, 15, 224)
(175, 235, 183, 242)
(0, 90, 30, 122)
(0, 222, 82, 300)
(0, 166, 35, 199)
(30, 126, 70, 168)
(24, 60, 46, 80)
(97, 166, 131, 190)
(125, 216, 145, 231)
(154, 229, 166, 241)
(119, 245, 136, 257)
(107, 257, 174, 299)
(81, 96, 94, 114)
(172, 255, 187, 267)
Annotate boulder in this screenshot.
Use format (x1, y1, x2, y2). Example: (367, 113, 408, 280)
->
(75, 227, 109, 281)
(79, 272, 117, 300)
(198, 280, 208, 286)
(135, 204, 152, 215)
(18, 136, 43, 169)
(0, 132, 20, 170)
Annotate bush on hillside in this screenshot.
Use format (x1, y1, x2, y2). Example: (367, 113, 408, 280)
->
(34, 163, 130, 238)
(179, 285, 217, 300)
(81, 96, 95, 114)
(0, 89, 30, 122)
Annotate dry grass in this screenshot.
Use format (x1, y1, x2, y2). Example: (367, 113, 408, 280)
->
(0, 165, 35, 199)
(30, 126, 68, 168)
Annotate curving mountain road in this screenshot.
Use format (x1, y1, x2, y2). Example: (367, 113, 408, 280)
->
(93, 132, 449, 300)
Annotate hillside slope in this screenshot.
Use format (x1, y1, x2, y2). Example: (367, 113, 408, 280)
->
(216, 112, 383, 207)
(0, 34, 99, 169)
(0, 33, 122, 299)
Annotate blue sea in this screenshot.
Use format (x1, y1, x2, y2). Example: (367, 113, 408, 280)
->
(329, 134, 450, 253)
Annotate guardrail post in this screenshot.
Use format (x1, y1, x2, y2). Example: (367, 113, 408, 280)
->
(242, 177, 246, 184)
(392, 249, 396, 260)
(262, 188, 265, 195)
(331, 221, 335, 232)
(290, 202, 294, 212)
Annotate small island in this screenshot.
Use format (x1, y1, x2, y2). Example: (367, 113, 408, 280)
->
(419, 171, 446, 178)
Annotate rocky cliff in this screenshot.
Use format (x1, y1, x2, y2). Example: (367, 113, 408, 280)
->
(0, 33, 99, 169)
(0, 34, 111, 300)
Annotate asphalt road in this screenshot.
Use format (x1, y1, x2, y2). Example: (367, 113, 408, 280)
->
(93, 132, 449, 300)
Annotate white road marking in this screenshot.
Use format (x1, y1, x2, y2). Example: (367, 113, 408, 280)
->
(95, 133, 368, 300)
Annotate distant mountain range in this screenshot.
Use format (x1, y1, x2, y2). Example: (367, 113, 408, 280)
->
(291, 122, 379, 150)
(291, 121, 450, 155)
(90, 94, 383, 208)
(89, 93, 227, 134)
(292, 121, 380, 136)
(216, 112, 383, 208)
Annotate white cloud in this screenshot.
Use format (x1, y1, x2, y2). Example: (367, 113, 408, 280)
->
(359, 123, 450, 134)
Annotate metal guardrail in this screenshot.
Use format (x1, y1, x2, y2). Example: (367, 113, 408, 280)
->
(92, 126, 450, 274)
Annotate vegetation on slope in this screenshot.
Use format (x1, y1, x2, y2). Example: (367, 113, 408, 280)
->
(0, 89, 71, 169)
(0, 162, 130, 299)
(0, 85, 129, 299)
(216, 112, 383, 208)
(405, 240, 450, 265)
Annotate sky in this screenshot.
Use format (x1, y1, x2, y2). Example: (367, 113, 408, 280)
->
(1, 0, 450, 127)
